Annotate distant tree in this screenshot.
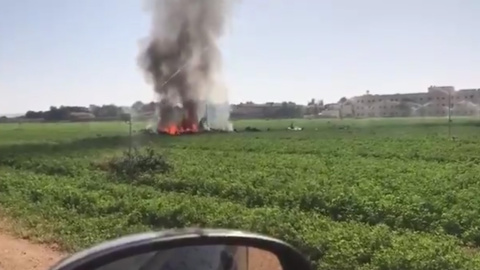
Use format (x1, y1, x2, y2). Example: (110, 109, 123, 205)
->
(25, 111, 44, 119)
(67, 106, 89, 113)
(338, 97, 348, 103)
(23, 104, 128, 122)
(44, 106, 69, 121)
(120, 113, 132, 123)
(141, 102, 156, 113)
(92, 104, 122, 118)
(272, 102, 303, 118)
(131, 101, 144, 112)
(398, 101, 412, 117)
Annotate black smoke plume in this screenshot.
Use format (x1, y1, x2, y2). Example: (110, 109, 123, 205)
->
(139, 0, 235, 131)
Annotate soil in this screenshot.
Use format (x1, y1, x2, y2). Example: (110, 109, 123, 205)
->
(0, 224, 65, 270)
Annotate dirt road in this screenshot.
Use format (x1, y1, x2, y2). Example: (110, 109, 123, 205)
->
(0, 231, 65, 270)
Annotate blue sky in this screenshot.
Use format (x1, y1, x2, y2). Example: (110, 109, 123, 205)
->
(1, 0, 479, 114)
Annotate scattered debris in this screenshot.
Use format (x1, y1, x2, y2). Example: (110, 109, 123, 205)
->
(245, 126, 261, 132)
(287, 122, 303, 131)
(140, 128, 157, 135)
(287, 126, 303, 131)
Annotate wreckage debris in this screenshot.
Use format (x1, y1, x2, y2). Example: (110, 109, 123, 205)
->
(287, 126, 303, 131)
(245, 126, 261, 132)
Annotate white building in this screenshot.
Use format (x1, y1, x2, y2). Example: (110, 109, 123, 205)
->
(338, 86, 480, 118)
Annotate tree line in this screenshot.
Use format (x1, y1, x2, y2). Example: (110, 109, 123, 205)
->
(20, 99, 322, 122)
(23, 102, 158, 122)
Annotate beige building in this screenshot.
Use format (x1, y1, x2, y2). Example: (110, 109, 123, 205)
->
(230, 102, 306, 119)
(231, 103, 283, 119)
(340, 86, 480, 118)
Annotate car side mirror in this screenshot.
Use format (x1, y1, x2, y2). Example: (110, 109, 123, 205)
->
(50, 228, 312, 270)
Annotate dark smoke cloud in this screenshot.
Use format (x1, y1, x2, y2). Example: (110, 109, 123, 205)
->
(139, 0, 235, 130)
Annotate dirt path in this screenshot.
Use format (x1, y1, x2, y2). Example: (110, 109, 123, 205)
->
(0, 232, 65, 270)
(0, 217, 65, 270)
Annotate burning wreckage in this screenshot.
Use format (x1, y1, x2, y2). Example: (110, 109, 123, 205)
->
(155, 101, 227, 135)
(139, 0, 304, 136)
(139, 0, 235, 136)
(156, 101, 200, 135)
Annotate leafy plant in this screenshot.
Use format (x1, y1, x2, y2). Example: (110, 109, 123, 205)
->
(101, 147, 172, 180)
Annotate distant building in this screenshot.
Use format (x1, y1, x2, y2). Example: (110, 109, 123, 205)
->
(231, 102, 305, 119)
(231, 103, 282, 118)
(319, 103, 341, 118)
(339, 86, 480, 118)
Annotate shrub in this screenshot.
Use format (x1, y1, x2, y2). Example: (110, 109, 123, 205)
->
(102, 147, 172, 180)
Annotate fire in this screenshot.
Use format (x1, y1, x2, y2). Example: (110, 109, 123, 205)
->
(157, 101, 200, 136)
(158, 117, 199, 136)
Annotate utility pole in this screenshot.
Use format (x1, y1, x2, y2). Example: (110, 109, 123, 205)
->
(124, 113, 133, 156)
(205, 102, 209, 128)
(448, 91, 452, 138)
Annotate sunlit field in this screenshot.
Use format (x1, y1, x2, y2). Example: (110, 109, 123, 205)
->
(2, 117, 480, 269)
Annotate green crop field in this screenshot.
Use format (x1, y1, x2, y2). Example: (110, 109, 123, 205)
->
(2, 118, 480, 269)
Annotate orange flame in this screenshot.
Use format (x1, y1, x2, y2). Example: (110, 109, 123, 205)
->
(157, 103, 199, 136)
(158, 118, 199, 136)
